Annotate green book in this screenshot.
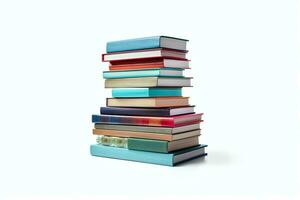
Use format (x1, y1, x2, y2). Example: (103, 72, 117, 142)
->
(96, 135, 199, 153)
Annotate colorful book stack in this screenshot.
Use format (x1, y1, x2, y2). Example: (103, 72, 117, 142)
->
(91, 36, 207, 166)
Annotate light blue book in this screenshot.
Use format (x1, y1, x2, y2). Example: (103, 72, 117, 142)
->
(103, 68, 183, 79)
(90, 144, 207, 166)
(112, 88, 182, 97)
(106, 36, 188, 53)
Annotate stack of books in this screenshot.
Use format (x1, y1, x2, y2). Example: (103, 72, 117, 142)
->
(91, 36, 207, 166)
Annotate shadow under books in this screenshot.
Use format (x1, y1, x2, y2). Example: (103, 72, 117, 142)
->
(177, 151, 233, 167)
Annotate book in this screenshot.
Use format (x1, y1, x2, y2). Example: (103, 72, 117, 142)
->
(106, 97, 189, 108)
(106, 36, 188, 53)
(102, 48, 187, 62)
(128, 136, 199, 153)
(92, 113, 203, 127)
(109, 58, 189, 71)
(94, 123, 201, 134)
(105, 77, 191, 88)
(103, 68, 183, 79)
(90, 144, 207, 166)
(96, 135, 199, 153)
(93, 129, 200, 141)
(100, 106, 195, 116)
(111, 88, 182, 98)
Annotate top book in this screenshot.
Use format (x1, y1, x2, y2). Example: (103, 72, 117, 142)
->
(106, 36, 188, 53)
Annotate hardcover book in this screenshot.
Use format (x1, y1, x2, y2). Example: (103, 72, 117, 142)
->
(128, 136, 199, 153)
(106, 36, 188, 53)
(103, 68, 183, 79)
(105, 77, 191, 88)
(111, 88, 182, 98)
(109, 58, 189, 71)
(100, 106, 194, 116)
(93, 129, 201, 141)
(92, 113, 203, 127)
(102, 48, 187, 62)
(96, 135, 199, 153)
(94, 123, 201, 134)
(90, 144, 207, 166)
(106, 97, 189, 108)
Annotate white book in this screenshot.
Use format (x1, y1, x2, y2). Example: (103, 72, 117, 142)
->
(103, 48, 187, 61)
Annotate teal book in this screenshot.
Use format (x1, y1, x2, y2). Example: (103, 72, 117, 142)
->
(128, 137, 199, 153)
(90, 144, 207, 166)
(96, 135, 199, 153)
(103, 68, 183, 79)
(112, 88, 182, 97)
(106, 36, 188, 53)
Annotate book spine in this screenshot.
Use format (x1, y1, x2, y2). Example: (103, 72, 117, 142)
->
(128, 138, 168, 153)
(106, 36, 161, 53)
(93, 129, 172, 141)
(112, 88, 182, 98)
(109, 65, 163, 71)
(94, 123, 173, 134)
(90, 144, 173, 166)
(96, 136, 169, 153)
(109, 57, 164, 65)
(92, 115, 175, 127)
(100, 107, 170, 117)
(103, 70, 160, 79)
(112, 88, 150, 97)
(105, 77, 158, 88)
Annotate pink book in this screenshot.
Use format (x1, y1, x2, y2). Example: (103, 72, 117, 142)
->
(92, 113, 203, 128)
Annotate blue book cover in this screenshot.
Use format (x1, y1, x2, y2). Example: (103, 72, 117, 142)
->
(107, 36, 160, 53)
(103, 68, 183, 79)
(106, 36, 188, 53)
(112, 88, 182, 97)
(90, 144, 207, 166)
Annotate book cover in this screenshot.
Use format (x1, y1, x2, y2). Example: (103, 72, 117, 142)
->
(111, 88, 182, 98)
(90, 144, 207, 166)
(106, 36, 188, 53)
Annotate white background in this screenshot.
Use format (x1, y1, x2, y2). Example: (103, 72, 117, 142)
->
(0, 0, 299, 199)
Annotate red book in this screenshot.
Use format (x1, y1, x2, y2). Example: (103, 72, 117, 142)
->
(109, 57, 190, 71)
(92, 113, 203, 128)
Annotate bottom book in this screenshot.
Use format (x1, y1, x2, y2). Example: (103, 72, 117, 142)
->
(90, 144, 207, 166)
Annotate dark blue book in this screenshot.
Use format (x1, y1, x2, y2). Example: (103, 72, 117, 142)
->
(100, 106, 195, 117)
